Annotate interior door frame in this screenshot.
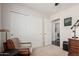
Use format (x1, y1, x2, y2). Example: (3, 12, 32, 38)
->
(52, 18, 60, 46)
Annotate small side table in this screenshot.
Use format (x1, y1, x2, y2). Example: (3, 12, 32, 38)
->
(63, 41, 68, 51)
(0, 49, 18, 56)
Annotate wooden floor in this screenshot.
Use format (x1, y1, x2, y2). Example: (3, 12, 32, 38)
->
(31, 45, 68, 56)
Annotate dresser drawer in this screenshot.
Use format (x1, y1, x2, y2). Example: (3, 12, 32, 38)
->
(68, 39, 79, 56)
(69, 48, 79, 56)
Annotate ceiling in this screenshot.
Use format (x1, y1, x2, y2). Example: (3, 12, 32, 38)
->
(23, 3, 78, 16)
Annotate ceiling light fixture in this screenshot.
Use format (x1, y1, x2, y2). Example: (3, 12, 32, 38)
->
(55, 3, 59, 6)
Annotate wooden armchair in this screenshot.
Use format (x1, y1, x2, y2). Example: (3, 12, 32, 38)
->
(4, 38, 32, 56)
(10, 38, 32, 52)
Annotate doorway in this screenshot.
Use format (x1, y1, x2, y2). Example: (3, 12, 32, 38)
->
(52, 19, 60, 46)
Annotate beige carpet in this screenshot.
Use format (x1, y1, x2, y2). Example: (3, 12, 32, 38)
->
(31, 45, 68, 56)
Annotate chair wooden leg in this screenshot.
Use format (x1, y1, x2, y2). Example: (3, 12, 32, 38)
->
(18, 48, 30, 56)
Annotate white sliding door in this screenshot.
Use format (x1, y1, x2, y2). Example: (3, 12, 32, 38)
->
(9, 11, 43, 48)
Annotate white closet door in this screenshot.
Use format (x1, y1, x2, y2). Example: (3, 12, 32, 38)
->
(44, 18, 51, 46)
(9, 12, 43, 48)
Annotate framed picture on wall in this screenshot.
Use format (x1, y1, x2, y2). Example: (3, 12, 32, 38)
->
(64, 17, 72, 26)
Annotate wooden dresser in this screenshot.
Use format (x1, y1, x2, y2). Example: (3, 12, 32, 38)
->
(68, 38, 79, 56)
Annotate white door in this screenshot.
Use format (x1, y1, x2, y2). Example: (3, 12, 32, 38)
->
(44, 18, 51, 46)
(9, 11, 43, 48)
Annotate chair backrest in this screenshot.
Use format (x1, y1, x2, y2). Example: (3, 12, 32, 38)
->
(6, 39, 15, 49)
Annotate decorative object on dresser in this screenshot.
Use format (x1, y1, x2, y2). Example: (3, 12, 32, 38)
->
(68, 38, 79, 56)
(71, 20, 79, 39)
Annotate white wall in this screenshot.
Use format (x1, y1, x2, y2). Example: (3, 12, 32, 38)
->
(51, 4, 79, 48)
(1, 3, 51, 49)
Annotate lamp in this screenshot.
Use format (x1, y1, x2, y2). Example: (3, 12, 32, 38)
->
(0, 29, 9, 51)
(71, 20, 79, 39)
(0, 29, 9, 41)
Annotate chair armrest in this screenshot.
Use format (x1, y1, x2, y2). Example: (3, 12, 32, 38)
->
(20, 42, 32, 47)
(20, 42, 31, 44)
(20, 42, 32, 53)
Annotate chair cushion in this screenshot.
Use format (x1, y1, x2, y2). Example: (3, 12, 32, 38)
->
(10, 38, 21, 49)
